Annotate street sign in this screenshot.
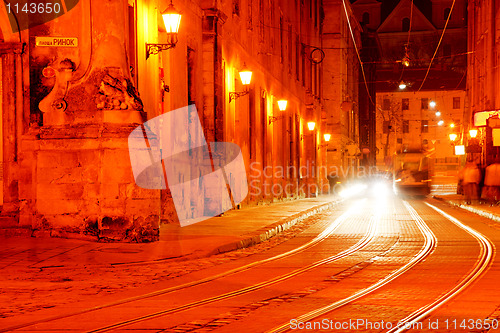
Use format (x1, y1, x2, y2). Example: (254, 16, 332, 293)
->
(35, 37, 78, 47)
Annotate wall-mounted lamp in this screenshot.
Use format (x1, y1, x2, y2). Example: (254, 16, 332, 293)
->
(438, 120, 444, 126)
(435, 111, 441, 117)
(449, 133, 458, 142)
(318, 133, 332, 148)
(146, 0, 182, 59)
(398, 81, 407, 90)
(229, 66, 253, 102)
(450, 123, 455, 128)
(269, 100, 288, 124)
(469, 129, 478, 138)
(277, 100, 288, 111)
(307, 121, 316, 131)
(429, 101, 436, 108)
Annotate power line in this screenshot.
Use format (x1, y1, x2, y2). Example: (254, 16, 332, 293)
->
(417, 0, 456, 91)
(399, 0, 414, 81)
(341, 0, 375, 106)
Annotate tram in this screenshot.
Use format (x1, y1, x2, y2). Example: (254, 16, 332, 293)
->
(393, 150, 431, 196)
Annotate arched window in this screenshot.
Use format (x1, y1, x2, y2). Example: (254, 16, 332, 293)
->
(402, 17, 410, 32)
(362, 12, 370, 25)
(444, 8, 451, 20)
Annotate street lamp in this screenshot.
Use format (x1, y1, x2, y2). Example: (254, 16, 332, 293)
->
(307, 121, 316, 131)
(398, 81, 407, 90)
(429, 101, 436, 108)
(450, 123, 455, 128)
(469, 129, 478, 138)
(449, 133, 458, 142)
(277, 100, 288, 111)
(435, 111, 441, 117)
(146, 1, 181, 59)
(229, 65, 253, 102)
(438, 120, 444, 126)
(323, 133, 331, 142)
(269, 100, 288, 124)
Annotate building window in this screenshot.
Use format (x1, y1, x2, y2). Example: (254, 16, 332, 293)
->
(402, 98, 409, 110)
(453, 97, 460, 109)
(247, 0, 253, 29)
(233, 0, 240, 16)
(280, 15, 284, 63)
(296, 36, 300, 80)
(383, 120, 391, 134)
(421, 120, 429, 133)
(421, 98, 428, 109)
(383, 98, 390, 110)
(402, 18, 410, 32)
(444, 8, 451, 20)
(259, 0, 264, 41)
(362, 12, 370, 25)
(403, 120, 409, 133)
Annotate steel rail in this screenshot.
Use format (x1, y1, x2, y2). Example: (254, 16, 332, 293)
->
(266, 200, 438, 333)
(0, 200, 363, 333)
(385, 202, 495, 333)
(86, 201, 380, 332)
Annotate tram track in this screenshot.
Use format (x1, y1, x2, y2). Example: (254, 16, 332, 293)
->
(266, 200, 438, 333)
(85, 200, 380, 332)
(386, 202, 495, 333)
(0, 200, 364, 332)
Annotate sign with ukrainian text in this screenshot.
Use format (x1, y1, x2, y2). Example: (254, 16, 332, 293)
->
(35, 36, 78, 47)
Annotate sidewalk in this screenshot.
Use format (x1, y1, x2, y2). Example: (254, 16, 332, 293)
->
(433, 194, 500, 224)
(0, 195, 340, 269)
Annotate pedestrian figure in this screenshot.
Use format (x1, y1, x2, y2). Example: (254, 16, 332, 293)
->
(482, 157, 500, 205)
(462, 160, 481, 204)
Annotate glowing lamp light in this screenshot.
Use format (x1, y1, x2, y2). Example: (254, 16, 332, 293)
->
(449, 133, 457, 141)
(162, 2, 182, 34)
(323, 133, 331, 142)
(435, 111, 441, 117)
(438, 120, 444, 126)
(307, 121, 316, 131)
(239, 68, 253, 86)
(277, 100, 288, 111)
(450, 123, 455, 128)
(429, 101, 436, 108)
(398, 81, 407, 90)
(469, 129, 478, 138)
(455, 145, 465, 155)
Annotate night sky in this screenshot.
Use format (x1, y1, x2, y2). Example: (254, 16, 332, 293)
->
(351, 0, 434, 22)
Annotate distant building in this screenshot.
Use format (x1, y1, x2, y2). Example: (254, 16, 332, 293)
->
(351, 0, 467, 174)
(322, 0, 362, 181)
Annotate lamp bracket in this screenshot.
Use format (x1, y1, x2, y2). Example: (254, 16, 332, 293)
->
(269, 115, 285, 125)
(229, 90, 250, 103)
(146, 42, 177, 59)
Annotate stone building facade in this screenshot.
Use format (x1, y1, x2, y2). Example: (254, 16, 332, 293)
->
(0, 0, 359, 241)
(467, 0, 500, 166)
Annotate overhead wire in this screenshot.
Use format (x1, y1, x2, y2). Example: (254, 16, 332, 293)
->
(399, 0, 414, 82)
(417, 0, 456, 91)
(341, 0, 375, 106)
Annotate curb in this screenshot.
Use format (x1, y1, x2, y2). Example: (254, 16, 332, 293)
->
(434, 196, 500, 224)
(211, 198, 342, 255)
